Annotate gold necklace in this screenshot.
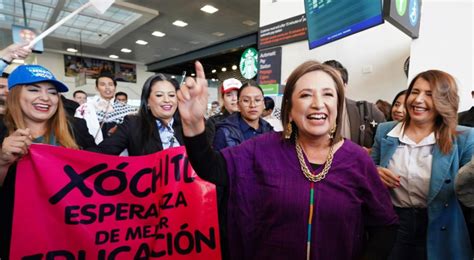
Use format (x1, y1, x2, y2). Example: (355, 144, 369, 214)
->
(295, 141, 335, 182)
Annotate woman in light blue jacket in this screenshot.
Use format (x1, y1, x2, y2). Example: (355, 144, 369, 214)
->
(371, 70, 474, 260)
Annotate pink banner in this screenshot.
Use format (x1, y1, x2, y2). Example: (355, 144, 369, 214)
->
(10, 144, 220, 259)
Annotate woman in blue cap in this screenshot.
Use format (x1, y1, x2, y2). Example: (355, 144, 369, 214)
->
(0, 64, 94, 258)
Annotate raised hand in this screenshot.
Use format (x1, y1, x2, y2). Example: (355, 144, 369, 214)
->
(177, 61, 209, 137)
(0, 43, 32, 63)
(376, 166, 400, 188)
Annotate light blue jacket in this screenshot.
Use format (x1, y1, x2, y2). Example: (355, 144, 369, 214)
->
(371, 121, 474, 260)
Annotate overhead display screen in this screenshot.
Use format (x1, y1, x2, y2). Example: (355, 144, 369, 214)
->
(305, 0, 384, 49)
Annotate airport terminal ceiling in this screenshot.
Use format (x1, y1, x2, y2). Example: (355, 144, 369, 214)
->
(0, 0, 259, 68)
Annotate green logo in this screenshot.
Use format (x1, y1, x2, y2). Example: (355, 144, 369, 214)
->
(395, 0, 408, 16)
(239, 48, 258, 79)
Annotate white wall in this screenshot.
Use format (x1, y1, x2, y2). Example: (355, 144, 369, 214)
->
(35, 52, 154, 102)
(260, 0, 412, 104)
(409, 0, 473, 111)
(261, 0, 473, 111)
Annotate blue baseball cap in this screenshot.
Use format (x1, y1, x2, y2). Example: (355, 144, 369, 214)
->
(8, 64, 69, 92)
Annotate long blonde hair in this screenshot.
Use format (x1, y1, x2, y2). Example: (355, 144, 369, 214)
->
(5, 85, 79, 149)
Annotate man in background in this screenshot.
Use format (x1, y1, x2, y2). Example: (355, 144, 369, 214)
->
(262, 96, 283, 131)
(75, 74, 134, 144)
(73, 90, 87, 105)
(115, 91, 128, 104)
(324, 60, 385, 148)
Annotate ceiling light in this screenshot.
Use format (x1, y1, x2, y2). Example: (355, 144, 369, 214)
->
(212, 69, 217, 73)
(121, 48, 132, 53)
(221, 67, 227, 72)
(201, 5, 219, 14)
(242, 20, 257, 26)
(67, 48, 78, 53)
(191, 73, 196, 76)
(212, 32, 225, 37)
(152, 31, 166, 37)
(173, 20, 188, 27)
(171, 75, 176, 79)
(232, 65, 238, 70)
(136, 40, 148, 45)
(109, 55, 119, 59)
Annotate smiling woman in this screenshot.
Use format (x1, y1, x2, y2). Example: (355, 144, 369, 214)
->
(177, 60, 398, 259)
(88, 73, 183, 156)
(0, 64, 96, 259)
(371, 70, 474, 259)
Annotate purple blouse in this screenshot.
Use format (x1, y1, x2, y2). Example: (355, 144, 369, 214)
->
(221, 132, 397, 259)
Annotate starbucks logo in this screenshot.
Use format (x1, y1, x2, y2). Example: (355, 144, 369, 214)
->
(239, 48, 258, 79)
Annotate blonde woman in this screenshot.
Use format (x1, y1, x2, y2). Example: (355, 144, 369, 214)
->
(0, 65, 94, 258)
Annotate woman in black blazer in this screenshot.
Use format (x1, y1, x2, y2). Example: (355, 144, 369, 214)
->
(90, 74, 183, 156)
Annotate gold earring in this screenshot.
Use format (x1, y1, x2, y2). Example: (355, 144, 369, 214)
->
(329, 124, 337, 139)
(285, 122, 293, 139)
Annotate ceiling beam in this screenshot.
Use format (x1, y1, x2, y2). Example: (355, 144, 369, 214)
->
(45, 0, 66, 29)
(146, 32, 257, 72)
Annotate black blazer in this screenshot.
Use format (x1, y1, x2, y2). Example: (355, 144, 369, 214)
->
(89, 114, 184, 156)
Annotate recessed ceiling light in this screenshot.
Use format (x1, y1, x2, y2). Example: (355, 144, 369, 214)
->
(221, 67, 227, 72)
(121, 48, 132, 53)
(171, 75, 176, 79)
(136, 40, 148, 45)
(66, 48, 78, 53)
(152, 31, 166, 37)
(191, 73, 196, 76)
(109, 55, 119, 59)
(201, 5, 219, 14)
(173, 20, 188, 27)
(232, 65, 238, 70)
(242, 20, 257, 26)
(212, 32, 225, 37)
(212, 69, 217, 73)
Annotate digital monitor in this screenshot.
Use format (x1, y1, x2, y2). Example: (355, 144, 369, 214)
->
(304, 0, 384, 49)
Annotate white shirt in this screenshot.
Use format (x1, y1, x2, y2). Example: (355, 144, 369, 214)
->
(387, 122, 435, 208)
(263, 114, 283, 132)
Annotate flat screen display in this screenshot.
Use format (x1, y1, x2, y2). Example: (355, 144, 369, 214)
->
(305, 0, 384, 49)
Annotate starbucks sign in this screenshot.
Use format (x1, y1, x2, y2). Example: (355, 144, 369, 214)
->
(239, 48, 258, 79)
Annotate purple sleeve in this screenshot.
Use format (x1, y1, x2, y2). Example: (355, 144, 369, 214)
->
(360, 152, 398, 226)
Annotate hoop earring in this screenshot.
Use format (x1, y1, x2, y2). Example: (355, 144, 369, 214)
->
(329, 124, 337, 139)
(285, 122, 293, 139)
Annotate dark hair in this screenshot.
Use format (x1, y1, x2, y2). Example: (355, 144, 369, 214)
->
(138, 74, 179, 148)
(264, 96, 275, 111)
(95, 74, 117, 87)
(281, 61, 345, 144)
(389, 90, 407, 120)
(115, 91, 128, 99)
(404, 70, 459, 154)
(211, 101, 219, 106)
(237, 80, 263, 99)
(375, 99, 391, 120)
(1, 72, 9, 78)
(323, 60, 348, 84)
(73, 90, 87, 98)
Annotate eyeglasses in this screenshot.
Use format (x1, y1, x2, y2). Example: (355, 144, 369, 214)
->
(239, 97, 263, 107)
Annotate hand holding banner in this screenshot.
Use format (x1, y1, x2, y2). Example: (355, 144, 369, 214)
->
(10, 144, 220, 259)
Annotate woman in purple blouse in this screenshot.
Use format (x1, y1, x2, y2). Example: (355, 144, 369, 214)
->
(178, 60, 398, 260)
